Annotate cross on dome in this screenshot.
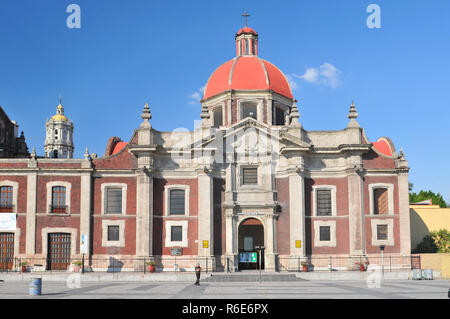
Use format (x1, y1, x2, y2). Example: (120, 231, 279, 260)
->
(241, 10, 250, 27)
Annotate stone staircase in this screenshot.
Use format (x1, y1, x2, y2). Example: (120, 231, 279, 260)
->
(202, 272, 306, 282)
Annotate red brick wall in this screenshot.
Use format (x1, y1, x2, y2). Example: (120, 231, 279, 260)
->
(91, 176, 138, 255)
(275, 178, 290, 255)
(305, 177, 350, 255)
(0, 175, 27, 212)
(36, 215, 80, 255)
(363, 150, 396, 169)
(36, 175, 81, 214)
(152, 178, 199, 256)
(93, 149, 137, 170)
(363, 175, 400, 254)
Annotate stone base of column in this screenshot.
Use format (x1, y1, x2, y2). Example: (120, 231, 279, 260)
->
(225, 254, 238, 272)
(264, 253, 278, 272)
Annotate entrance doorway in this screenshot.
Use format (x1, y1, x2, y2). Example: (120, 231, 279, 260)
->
(47, 233, 71, 270)
(238, 218, 264, 270)
(0, 232, 14, 270)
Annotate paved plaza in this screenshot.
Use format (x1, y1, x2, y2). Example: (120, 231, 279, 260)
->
(0, 279, 449, 299)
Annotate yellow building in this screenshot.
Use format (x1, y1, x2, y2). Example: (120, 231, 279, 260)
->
(410, 200, 450, 251)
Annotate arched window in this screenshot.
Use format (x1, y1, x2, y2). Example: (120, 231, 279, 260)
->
(245, 39, 249, 55)
(53, 150, 58, 158)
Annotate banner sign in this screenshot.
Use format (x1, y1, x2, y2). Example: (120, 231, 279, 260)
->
(0, 213, 16, 230)
(239, 252, 257, 263)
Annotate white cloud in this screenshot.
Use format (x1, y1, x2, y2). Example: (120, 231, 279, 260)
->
(291, 63, 342, 89)
(188, 85, 206, 105)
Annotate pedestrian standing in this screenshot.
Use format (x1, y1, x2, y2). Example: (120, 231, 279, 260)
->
(195, 263, 202, 286)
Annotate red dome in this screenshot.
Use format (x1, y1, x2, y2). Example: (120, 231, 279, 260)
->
(236, 27, 258, 36)
(203, 56, 293, 100)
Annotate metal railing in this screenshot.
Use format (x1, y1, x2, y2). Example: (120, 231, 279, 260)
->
(0, 256, 215, 274)
(1, 255, 421, 274)
(276, 255, 421, 272)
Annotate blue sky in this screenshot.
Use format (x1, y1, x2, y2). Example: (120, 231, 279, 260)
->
(0, 0, 449, 202)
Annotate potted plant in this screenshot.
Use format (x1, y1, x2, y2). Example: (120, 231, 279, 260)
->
(72, 261, 82, 272)
(301, 261, 308, 272)
(355, 262, 366, 272)
(146, 261, 156, 273)
(20, 261, 28, 273)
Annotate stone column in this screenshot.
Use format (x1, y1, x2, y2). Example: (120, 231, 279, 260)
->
(289, 171, 306, 268)
(197, 171, 214, 269)
(79, 171, 92, 256)
(264, 213, 277, 271)
(398, 172, 411, 255)
(348, 172, 363, 256)
(225, 208, 237, 271)
(136, 168, 153, 257)
(25, 172, 37, 255)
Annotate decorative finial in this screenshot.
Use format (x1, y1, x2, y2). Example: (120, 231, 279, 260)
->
(140, 101, 152, 129)
(59, 93, 62, 105)
(242, 10, 250, 27)
(142, 101, 152, 121)
(348, 100, 358, 119)
(31, 147, 36, 159)
(84, 147, 90, 160)
(289, 99, 301, 126)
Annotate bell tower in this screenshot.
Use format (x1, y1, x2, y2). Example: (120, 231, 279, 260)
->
(44, 97, 74, 158)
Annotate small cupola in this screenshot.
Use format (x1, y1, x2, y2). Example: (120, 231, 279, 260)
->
(235, 11, 258, 56)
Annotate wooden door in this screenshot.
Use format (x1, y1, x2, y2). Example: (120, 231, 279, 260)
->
(47, 233, 71, 270)
(0, 233, 14, 270)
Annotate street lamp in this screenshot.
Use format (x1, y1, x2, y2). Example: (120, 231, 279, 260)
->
(255, 246, 265, 283)
(380, 245, 385, 276)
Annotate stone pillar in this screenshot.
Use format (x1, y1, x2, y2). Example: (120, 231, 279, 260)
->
(398, 172, 411, 255)
(225, 208, 238, 271)
(79, 172, 92, 256)
(197, 171, 214, 269)
(25, 172, 37, 255)
(289, 171, 306, 268)
(348, 172, 363, 255)
(136, 168, 153, 257)
(264, 213, 277, 271)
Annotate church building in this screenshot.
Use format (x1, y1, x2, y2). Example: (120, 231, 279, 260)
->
(0, 24, 411, 272)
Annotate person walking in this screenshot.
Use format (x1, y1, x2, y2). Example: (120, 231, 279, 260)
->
(195, 263, 202, 286)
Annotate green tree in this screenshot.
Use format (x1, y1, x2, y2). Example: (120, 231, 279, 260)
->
(412, 229, 450, 253)
(409, 190, 447, 208)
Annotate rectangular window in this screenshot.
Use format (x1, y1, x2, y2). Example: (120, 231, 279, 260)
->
(317, 189, 332, 216)
(377, 224, 388, 240)
(51, 186, 66, 213)
(274, 107, 285, 125)
(106, 188, 122, 214)
(319, 226, 331, 241)
(0, 186, 13, 212)
(169, 189, 185, 215)
(374, 188, 388, 215)
(171, 226, 183, 242)
(242, 167, 258, 185)
(213, 108, 223, 127)
(107, 226, 120, 241)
